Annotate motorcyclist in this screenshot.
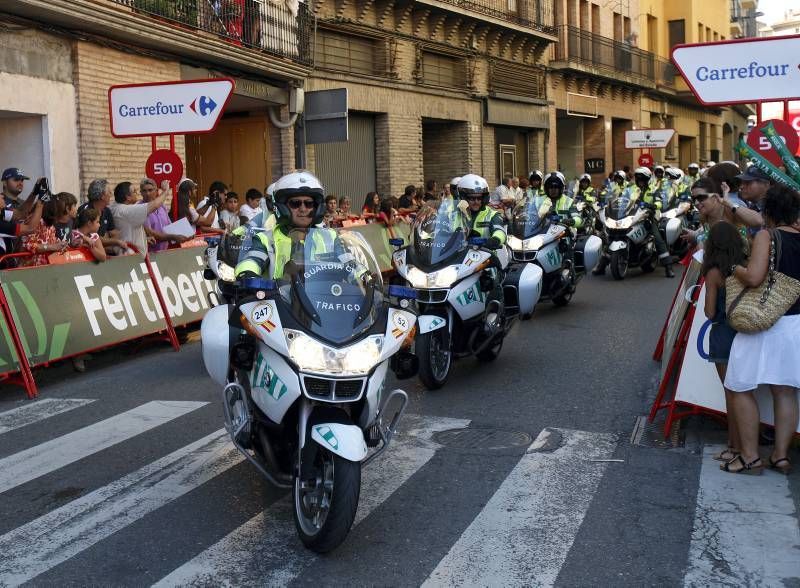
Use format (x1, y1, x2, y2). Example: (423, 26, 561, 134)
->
(544, 171, 583, 232)
(682, 162, 700, 192)
(664, 168, 691, 210)
(600, 170, 627, 202)
(448, 177, 462, 200)
(629, 166, 675, 278)
(527, 170, 545, 198)
(575, 173, 598, 203)
(234, 170, 337, 280)
(458, 174, 506, 324)
(651, 165, 666, 192)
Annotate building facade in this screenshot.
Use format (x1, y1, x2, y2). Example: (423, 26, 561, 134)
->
(0, 0, 313, 201)
(303, 0, 557, 202)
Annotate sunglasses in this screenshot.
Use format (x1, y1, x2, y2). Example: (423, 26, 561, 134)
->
(287, 199, 315, 210)
(466, 196, 483, 201)
(691, 193, 716, 204)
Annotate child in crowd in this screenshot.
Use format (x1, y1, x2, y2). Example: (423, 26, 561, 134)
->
(72, 207, 107, 262)
(238, 189, 263, 226)
(220, 193, 240, 231)
(701, 221, 747, 463)
(324, 195, 340, 227)
(23, 192, 77, 266)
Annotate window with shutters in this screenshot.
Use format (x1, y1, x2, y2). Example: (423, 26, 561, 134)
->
(489, 61, 546, 100)
(421, 51, 465, 88)
(314, 29, 380, 76)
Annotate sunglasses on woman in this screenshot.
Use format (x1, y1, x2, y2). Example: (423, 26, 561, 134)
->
(287, 199, 315, 209)
(691, 192, 716, 204)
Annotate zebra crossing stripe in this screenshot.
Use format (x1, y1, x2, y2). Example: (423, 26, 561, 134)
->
(153, 415, 471, 587)
(0, 400, 207, 495)
(0, 398, 96, 435)
(683, 444, 800, 587)
(422, 427, 618, 587)
(0, 430, 241, 586)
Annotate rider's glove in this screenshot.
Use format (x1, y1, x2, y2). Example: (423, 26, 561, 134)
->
(486, 236, 503, 250)
(237, 270, 260, 280)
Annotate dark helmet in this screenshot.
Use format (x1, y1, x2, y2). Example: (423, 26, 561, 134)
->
(456, 174, 490, 206)
(543, 171, 566, 192)
(271, 170, 326, 227)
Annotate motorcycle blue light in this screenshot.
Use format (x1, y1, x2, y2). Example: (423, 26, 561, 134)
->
(388, 285, 417, 299)
(241, 277, 276, 291)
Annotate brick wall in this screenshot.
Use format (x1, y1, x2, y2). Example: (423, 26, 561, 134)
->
(422, 121, 469, 190)
(583, 115, 606, 183)
(612, 119, 633, 172)
(73, 41, 185, 203)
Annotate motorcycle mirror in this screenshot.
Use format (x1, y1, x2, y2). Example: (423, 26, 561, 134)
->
(390, 351, 419, 380)
(203, 268, 217, 281)
(205, 237, 220, 246)
(388, 238, 404, 247)
(468, 237, 487, 247)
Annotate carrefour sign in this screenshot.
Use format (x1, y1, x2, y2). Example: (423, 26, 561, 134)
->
(108, 78, 234, 137)
(671, 35, 800, 105)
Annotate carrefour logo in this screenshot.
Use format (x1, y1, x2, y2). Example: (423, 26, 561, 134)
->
(117, 95, 217, 118)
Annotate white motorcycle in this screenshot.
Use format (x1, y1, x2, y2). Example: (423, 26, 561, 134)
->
(390, 201, 542, 389)
(601, 192, 659, 280)
(201, 228, 418, 552)
(507, 199, 601, 308)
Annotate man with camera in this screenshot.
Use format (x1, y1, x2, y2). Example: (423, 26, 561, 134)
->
(196, 181, 226, 230)
(0, 169, 47, 257)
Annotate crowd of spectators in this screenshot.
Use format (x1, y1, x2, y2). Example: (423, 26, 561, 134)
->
(691, 163, 800, 476)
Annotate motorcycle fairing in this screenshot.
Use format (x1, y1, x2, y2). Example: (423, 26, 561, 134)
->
(418, 314, 447, 334)
(311, 422, 368, 462)
(609, 240, 628, 251)
(251, 344, 302, 424)
(446, 273, 485, 320)
(381, 308, 417, 361)
(201, 304, 232, 387)
(240, 300, 289, 356)
(626, 223, 648, 244)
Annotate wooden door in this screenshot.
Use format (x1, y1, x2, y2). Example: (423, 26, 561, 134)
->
(186, 116, 270, 201)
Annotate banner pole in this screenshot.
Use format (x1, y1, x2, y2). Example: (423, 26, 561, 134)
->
(139, 248, 181, 351)
(0, 286, 38, 398)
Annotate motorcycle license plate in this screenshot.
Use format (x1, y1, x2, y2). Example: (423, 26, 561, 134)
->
(628, 225, 646, 242)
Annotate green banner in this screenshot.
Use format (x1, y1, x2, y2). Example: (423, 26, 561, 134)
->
(0, 255, 173, 366)
(149, 245, 217, 327)
(0, 308, 20, 375)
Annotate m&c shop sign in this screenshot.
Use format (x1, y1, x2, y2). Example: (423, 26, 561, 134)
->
(108, 78, 234, 137)
(671, 35, 800, 106)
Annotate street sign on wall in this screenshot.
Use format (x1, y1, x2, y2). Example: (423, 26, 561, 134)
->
(304, 88, 348, 145)
(108, 78, 234, 138)
(584, 158, 605, 174)
(671, 35, 800, 105)
(625, 129, 675, 149)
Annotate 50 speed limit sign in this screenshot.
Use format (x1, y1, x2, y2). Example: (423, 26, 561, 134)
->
(145, 149, 184, 190)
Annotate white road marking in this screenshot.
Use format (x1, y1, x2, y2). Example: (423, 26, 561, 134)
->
(0, 400, 207, 494)
(422, 427, 618, 588)
(0, 398, 96, 435)
(683, 444, 800, 587)
(0, 430, 241, 586)
(153, 414, 470, 588)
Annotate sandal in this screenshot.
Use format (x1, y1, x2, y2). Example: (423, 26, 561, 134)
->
(720, 455, 764, 475)
(767, 457, 792, 475)
(713, 447, 740, 462)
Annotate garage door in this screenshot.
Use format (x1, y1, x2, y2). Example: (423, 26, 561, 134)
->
(314, 113, 376, 206)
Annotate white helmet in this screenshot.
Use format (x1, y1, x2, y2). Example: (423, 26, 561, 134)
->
(272, 170, 326, 226)
(529, 170, 544, 183)
(456, 174, 490, 204)
(543, 171, 566, 191)
(613, 170, 627, 181)
(449, 176, 462, 191)
(654, 165, 665, 173)
(665, 167, 683, 181)
(707, 161, 716, 167)
(579, 173, 592, 182)
(688, 162, 699, 170)
(634, 167, 653, 179)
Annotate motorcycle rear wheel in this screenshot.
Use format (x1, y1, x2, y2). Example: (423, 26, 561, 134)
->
(293, 448, 361, 553)
(610, 250, 628, 281)
(416, 329, 451, 389)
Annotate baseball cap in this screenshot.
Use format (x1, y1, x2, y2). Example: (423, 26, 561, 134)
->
(2, 168, 29, 181)
(736, 165, 771, 182)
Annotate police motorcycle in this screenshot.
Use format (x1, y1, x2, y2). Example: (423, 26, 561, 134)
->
(659, 169, 695, 259)
(200, 228, 419, 553)
(601, 188, 660, 280)
(390, 199, 542, 389)
(507, 196, 601, 308)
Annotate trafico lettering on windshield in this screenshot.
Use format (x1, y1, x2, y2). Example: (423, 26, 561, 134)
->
(315, 301, 361, 312)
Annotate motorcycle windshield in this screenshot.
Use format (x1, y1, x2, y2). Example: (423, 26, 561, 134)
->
(509, 197, 550, 239)
(275, 228, 385, 344)
(606, 191, 637, 220)
(408, 201, 469, 269)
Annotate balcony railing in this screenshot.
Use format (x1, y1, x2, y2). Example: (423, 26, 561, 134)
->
(655, 57, 676, 87)
(113, 0, 313, 66)
(552, 25, 663, 86)
(429, 0, 556, 36)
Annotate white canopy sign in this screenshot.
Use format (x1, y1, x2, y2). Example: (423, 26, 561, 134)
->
(671, 36, 800, 105)
(109, 78, 234, 137)
(625, 129, 675, 149)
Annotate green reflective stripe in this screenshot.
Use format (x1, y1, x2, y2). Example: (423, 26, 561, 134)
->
(235, 259, 262, 276)
(272, 228, 336, 280)
(492, 229, 506, 244)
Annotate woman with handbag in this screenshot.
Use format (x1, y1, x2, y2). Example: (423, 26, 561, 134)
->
(722, 185, 800, 475)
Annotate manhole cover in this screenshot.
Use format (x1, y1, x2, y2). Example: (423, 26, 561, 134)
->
(432, 428, 532, 450)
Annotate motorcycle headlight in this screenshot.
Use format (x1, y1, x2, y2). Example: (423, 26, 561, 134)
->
(507, 235, 523, 250)
(431, 266, 459, 287)
(605, 218, 618, 229)
(285, 330, 384, 376)
(406, 267, 428, 288)
(217, 261, 235, 282)
(528, 235, 546, 250)
(616, 216, 634, 230)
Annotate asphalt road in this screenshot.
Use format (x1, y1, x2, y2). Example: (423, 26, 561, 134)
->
(1, 266, 798, 587)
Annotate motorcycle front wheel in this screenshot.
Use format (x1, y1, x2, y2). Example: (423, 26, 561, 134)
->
(416, 329, 451, 389)
(293, 448, 361, 553)
(610, 250, 629, 281)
